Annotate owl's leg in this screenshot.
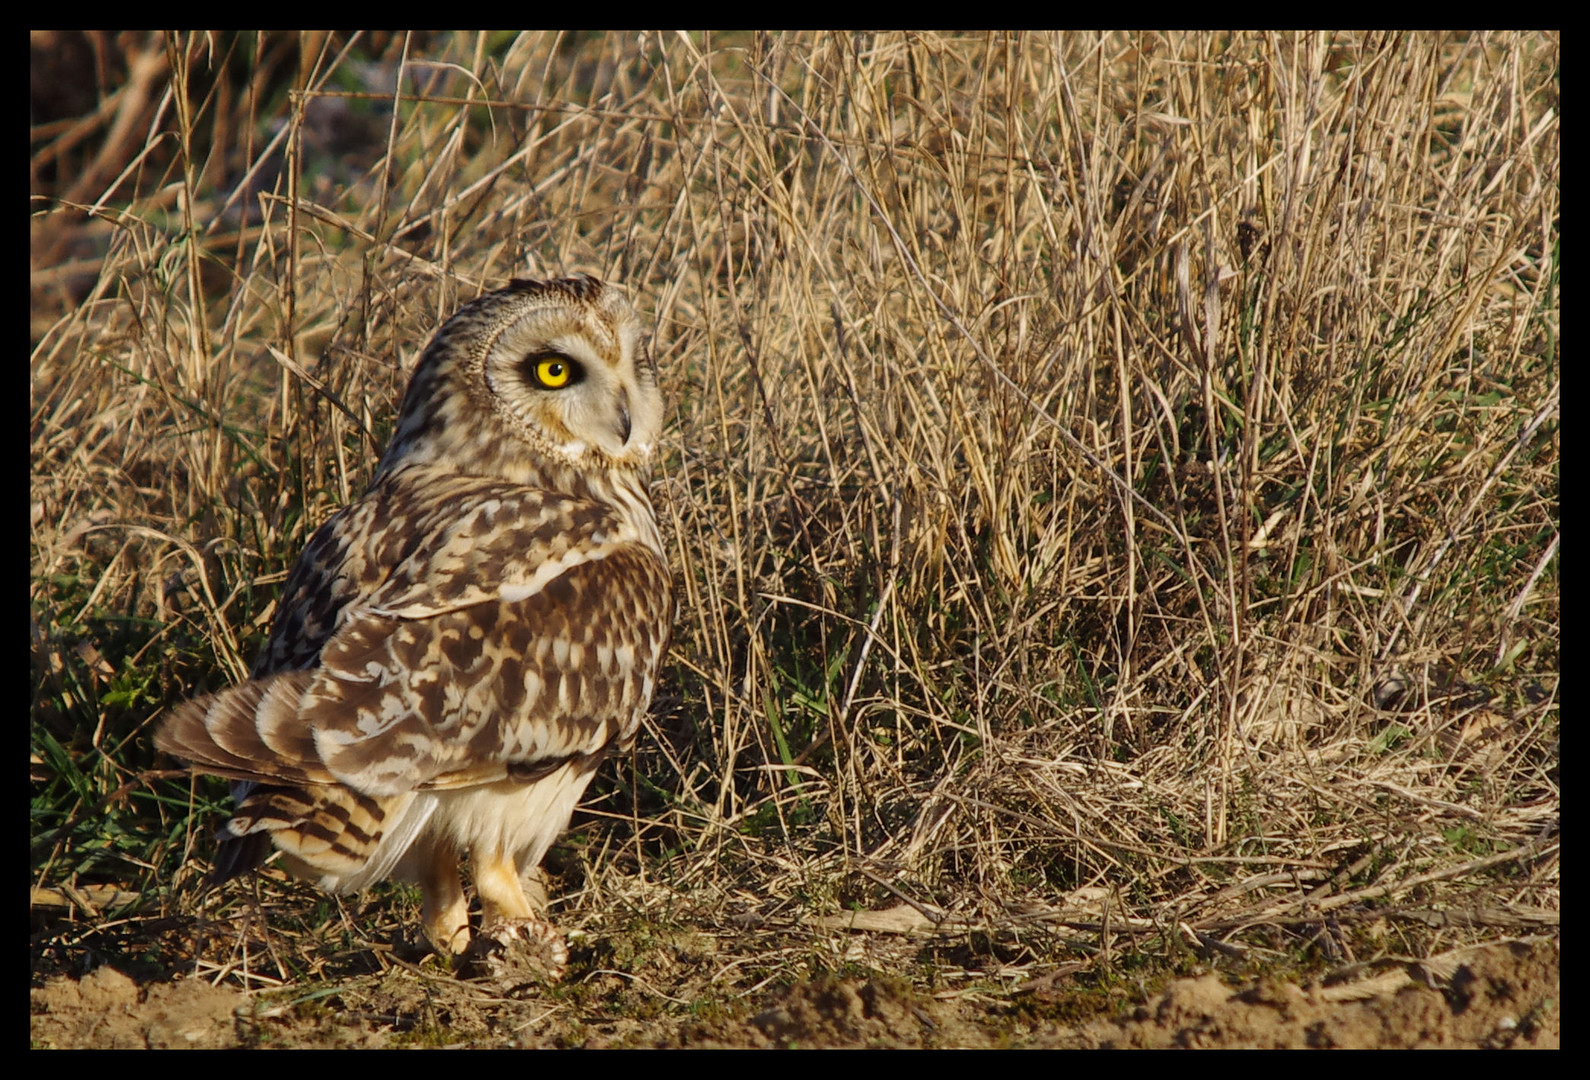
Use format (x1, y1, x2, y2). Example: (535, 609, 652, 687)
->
(472, 846, 537, 924)
(419, 841, 471, 955)
(463, 846, 568, 983)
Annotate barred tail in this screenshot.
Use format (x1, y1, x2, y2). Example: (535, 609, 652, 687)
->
(156, 672, 431, 891)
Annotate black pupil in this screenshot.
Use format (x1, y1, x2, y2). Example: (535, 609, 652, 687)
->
(546, 362, 563, 379)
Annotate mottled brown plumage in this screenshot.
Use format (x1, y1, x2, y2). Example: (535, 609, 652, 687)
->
(157, 276, 671, 968)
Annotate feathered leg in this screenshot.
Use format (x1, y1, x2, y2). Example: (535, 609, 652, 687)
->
(419, 840, 470, 955)
(462, 845, 568, 983)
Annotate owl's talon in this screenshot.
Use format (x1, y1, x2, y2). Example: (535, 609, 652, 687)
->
(459, 916, 569, 986)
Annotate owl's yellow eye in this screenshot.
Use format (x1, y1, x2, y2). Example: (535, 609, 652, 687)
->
(534, 356, 574, 389)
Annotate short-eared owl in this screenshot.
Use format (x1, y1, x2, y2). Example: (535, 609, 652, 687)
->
(157, 276, 671, 974)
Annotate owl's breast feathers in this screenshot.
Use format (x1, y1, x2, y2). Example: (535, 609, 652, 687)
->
(156, 463, 671, 806)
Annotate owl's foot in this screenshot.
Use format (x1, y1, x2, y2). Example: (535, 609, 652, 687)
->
(458, 915, 568, 988)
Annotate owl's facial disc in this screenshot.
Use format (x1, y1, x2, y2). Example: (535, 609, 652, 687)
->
(485, 322, 648, 463)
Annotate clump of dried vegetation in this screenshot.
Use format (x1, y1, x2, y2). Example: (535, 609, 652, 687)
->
(32, 31, 1557, 1032)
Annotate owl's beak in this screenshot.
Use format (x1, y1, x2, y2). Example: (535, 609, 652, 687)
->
(615, 388, 632, 446)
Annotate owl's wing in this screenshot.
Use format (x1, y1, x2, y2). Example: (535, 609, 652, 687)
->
(296, 486, 673, 797)
(250, 498, 380, 678)
(158, 486, 388, 786)
(159, 479, 669, 795)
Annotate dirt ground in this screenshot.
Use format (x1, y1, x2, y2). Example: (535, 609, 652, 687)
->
(31, 935, 1557, 1049)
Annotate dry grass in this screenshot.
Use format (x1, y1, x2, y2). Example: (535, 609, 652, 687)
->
(32, 31, 1557, 1008)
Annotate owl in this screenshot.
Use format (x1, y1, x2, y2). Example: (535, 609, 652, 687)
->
(156, 275, 671, 976)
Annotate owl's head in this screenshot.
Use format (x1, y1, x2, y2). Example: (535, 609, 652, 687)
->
(379, 275, 662, 483)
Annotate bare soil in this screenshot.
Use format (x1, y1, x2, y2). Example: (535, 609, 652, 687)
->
(31, 936, 1557, 1049)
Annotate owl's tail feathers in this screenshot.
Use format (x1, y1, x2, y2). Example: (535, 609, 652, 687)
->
(157, 671, 421, 890)
(224, 785, 420, 891)
(209, 831, 275, 885)
(154, 671, 332, 786)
